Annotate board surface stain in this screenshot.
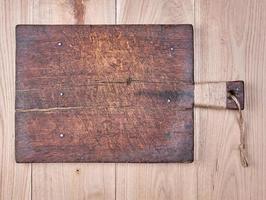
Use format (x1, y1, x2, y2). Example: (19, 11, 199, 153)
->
(15, 25, 194, 163)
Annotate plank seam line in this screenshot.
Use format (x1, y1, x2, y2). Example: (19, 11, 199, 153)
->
(15, 106, 193, 113)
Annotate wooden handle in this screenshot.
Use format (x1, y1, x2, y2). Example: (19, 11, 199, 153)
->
(195, 81, 244, 110)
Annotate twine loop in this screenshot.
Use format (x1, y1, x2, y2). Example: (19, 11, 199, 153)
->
(228, 94, 248, 167)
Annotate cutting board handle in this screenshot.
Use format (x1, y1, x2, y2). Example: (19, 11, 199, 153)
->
(195, 81, 244, 110)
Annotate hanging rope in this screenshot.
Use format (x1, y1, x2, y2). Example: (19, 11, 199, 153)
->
(228, 93, 249, 167)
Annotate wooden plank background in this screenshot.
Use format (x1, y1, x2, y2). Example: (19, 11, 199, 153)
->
(0, 0, 265, 199)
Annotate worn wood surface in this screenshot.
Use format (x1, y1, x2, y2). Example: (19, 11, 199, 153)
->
(29, 1, 117, 200)
(1, 0, 265, 199)
(116, 1, 197, 200)
(195, 82, 227, 108)
(194, 81, 244, 109)
(15, 25, 193, 92)
(226, 81, 245, 110)
(15, 25, 194, 163)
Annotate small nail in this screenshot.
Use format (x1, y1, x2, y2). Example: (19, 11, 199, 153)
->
(57, 42, 62, 46)
(167, 99, 171, 103)
(60, 92, 64, 96)
(59, 133, 64, 138)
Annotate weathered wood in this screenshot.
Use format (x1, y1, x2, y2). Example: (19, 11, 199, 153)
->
(116, 2, 197, 200)
(29, 2, 117, 200)
(16, 83, 193, 110)
(226, 81, 244, 110)
(16, 107, 193, 162)
(15, 25, 194, 163)
(194, 82, 226, 109)
(16, 25, 193, 90)
(194, 81, 244, 109)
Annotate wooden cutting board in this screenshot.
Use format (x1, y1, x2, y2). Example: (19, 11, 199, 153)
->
(15, 25, 194, 163)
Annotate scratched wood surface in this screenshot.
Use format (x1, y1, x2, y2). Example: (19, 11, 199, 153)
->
(1, 0, 266, 200)
(116, 1, 197, 200)
(15, 25, 194, 163)
(28, 1, 117, 200)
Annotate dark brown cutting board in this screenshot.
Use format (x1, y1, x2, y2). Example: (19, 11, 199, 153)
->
(15, 25, 194, 163)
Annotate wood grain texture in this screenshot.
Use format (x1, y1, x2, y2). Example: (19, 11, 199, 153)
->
(195, 82, 227, 108)
(28, 1, 117, 200)
(0, 1, 31, 199)
(15, 25, 194, 163)
(16, 107, 193, 162)
(194, 81, 244, 110)
(1, 0, 266, 199)
(195, 0, 266, 199)
(116, 0, 196, 200)
(32, 163, 115, 200)
(15, 25, 193, 91)
(31, 0, 114, 24)
(117, 0, 193, 24)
